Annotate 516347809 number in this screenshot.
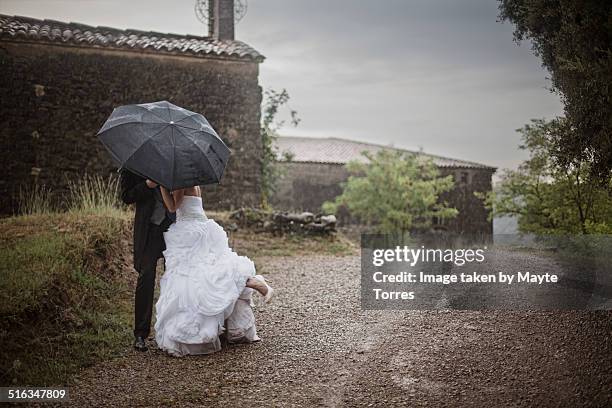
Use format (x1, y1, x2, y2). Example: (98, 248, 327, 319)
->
(1, 387, 69, 402)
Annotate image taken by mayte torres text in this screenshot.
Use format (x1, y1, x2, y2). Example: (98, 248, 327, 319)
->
(360, 235, 611, 311)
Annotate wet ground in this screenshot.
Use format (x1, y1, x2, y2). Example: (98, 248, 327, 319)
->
(66, 255, 611, 407)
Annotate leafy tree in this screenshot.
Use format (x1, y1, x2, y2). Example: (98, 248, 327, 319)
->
(480, 118, 612, 234)
(322, 149, 458, 234)
(498, 0, 612, 180)
(260, 88, 300, 208)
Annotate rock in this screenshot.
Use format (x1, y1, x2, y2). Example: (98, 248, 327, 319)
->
(229, 207, 337, 236)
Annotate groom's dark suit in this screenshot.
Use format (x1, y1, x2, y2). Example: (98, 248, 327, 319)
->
(120, 169, 175, 338)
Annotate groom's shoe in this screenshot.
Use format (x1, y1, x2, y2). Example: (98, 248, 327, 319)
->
(134, 336, 148, 352)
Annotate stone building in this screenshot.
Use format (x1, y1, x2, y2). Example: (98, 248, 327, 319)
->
(0, 0, 264, 214)
(272, 136, 497, 235)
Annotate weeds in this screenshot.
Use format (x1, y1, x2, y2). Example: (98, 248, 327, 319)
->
(16, 174, 123, 217)
(0, 212, 131, 386)
(68, 174, 122, 213)
(17, 184, 54, 216)
(4, 175, 354, 386)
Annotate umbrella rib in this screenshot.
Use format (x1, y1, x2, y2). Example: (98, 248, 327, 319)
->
(97, 119, 163, 135)
(173, 122, 223, 140)
(174, 122, 208, 133)
(175, 124, 229, 164)
(173, 112, 200, 125)
(122, 124, 170, 170)
(206, 145, 222, 180)
(99, 121, 167, 167)
(99, 104, 170, 136)
(134, 104, 170, 123)
(100, 142, 123, 166)
(173, 125, 223, 181)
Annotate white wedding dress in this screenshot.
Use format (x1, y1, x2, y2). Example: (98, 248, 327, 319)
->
(154, 195, 259, 356)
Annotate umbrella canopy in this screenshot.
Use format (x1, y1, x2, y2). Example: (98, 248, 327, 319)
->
(97, 101, 231, 190)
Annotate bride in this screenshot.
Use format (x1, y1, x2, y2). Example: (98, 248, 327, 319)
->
(153, 184, 273, 357)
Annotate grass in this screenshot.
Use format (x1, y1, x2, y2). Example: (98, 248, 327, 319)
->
(17, 174, 123, 216)
(0, 207, 355, 386)
(0, 210, 132, 386)
(1, 179, 355, 386)
(68, 174, 121, 213)
(17, 184, 54, 216)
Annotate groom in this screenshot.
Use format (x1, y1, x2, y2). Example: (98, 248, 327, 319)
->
(120, 169, 175, 351)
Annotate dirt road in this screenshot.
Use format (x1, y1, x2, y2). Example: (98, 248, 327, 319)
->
(67, 255, 611, 407)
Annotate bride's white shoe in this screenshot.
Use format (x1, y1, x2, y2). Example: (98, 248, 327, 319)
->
(252, 275, 274, 304)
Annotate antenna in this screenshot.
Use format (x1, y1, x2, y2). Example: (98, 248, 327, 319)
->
(195, 0, 248, 31)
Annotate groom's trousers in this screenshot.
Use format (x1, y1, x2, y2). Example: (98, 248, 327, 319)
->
(134, 223, 165, 338)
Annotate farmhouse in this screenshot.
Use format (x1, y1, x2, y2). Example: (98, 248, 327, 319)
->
(272, 136, 496, 235)
(0, 0, 263, 214)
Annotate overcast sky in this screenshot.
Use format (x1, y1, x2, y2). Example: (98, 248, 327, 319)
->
(1, 0, 563, 171)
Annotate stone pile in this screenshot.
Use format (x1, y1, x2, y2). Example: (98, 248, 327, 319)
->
(229, 208, 336, 235)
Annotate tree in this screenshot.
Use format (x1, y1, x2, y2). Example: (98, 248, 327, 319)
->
(498, 0, 612, 180)
(260, 89, 300, 208)
(481, 118, 612, 234)
(322, 149, 458, 234)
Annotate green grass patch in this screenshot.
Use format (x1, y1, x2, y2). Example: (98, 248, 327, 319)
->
(0, 210, 132, 386)
(0, 206, 355, 386)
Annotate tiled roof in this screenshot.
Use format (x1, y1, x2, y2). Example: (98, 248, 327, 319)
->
(274, 136, 496, 170)
(0, 14, 264, 62)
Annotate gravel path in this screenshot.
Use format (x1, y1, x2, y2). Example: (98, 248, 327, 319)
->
(66, 254, 611, 407)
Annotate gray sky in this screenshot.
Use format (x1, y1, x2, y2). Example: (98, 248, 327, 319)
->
(1, 0, 563, 171)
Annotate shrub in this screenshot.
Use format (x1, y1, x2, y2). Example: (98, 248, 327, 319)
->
(68, 174, 122, 214)
(323, 150, 458, 233)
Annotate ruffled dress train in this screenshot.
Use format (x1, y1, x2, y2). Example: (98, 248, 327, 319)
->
(154, 196, 258, 356)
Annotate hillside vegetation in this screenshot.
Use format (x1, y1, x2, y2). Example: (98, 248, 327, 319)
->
(0, 209, 132, 385)
(0, 176, 355, 386)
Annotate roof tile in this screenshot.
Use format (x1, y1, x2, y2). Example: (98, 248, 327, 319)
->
(274, 136, 496, 170)
(0, 14, 264, 62)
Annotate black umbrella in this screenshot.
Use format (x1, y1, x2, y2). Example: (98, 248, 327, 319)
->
(97, 100, 231, 190)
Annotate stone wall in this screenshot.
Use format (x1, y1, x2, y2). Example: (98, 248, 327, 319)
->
(271, 161, 494, 235)
(272, 161, 349, 212)
(0, 42, 263, 214)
